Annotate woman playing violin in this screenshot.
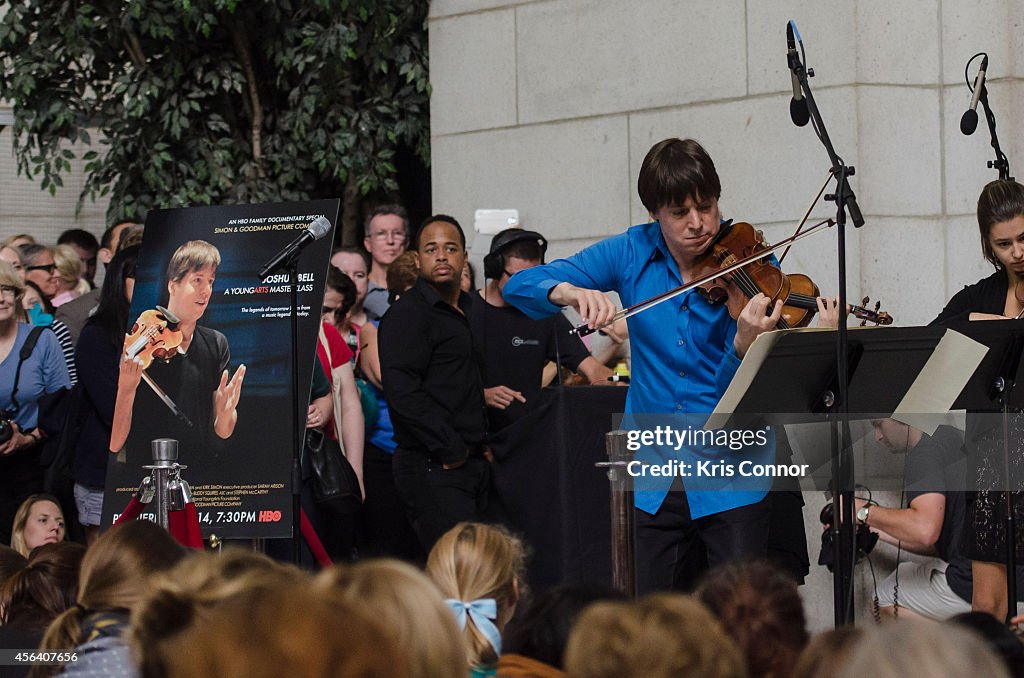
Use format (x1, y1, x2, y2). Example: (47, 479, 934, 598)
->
(504, 138, 833, 593)
(932, 179, 1024, 621)
(111, 240, 245, 457)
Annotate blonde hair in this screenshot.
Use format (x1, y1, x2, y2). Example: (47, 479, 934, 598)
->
(837, 620, 1010, 678)
(130, 548, 300, 677)
(52, 244, 83, 288)
(792, 627, 863, 678)
(154, 578, 400, 678)
(165, 240, 220, 283)
(0, 260, 24, 303)
(319, 559, 467, 678)
(10, 495, 65, 557)
(565, 594, 746, 678)
(426, 523, 526, 670)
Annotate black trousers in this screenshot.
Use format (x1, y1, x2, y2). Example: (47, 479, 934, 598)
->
(361, 443, 423, 562)
(635, 477, 771, 594)
(392, 447, 490, 552)
(0, 448, 44, 545)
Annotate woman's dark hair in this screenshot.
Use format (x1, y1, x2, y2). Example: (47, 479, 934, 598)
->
(0, 542, 85, 632)
(637, 138, 721, 213)
(503, 582, 626, 669)
(977, 179, 1024, 270)
(951, 612, 1024, 678)
(93, 244, 139, 345)
(23, 280, 55, 315)
(696, 560, 808, 678)
(0, 545, 28, 589)
(325, 266, 357, 320)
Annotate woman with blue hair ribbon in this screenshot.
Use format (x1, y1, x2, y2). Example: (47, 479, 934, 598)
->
(427, 522, 526, 677)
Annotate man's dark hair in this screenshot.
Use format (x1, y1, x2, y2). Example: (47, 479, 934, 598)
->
(637, 138, 721, 213)
(57, 229, 99, 252)
(977, 179, 1024, 270)
(503, 583, 626, 669)
(412, 214, 466, 250)
(363, 204, 409, 235)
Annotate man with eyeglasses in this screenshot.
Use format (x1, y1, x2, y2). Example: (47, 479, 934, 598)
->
(362, 204, 409, 321)
(18, 244, 60, 300)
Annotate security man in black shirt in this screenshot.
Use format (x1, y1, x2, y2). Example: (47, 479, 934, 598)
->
(379, 214, 490, 550)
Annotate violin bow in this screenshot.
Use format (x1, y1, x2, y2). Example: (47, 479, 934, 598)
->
(570, 217, 836, 337)
(139, 371, 194, 428)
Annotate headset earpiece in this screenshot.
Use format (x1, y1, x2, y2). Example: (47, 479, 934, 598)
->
(484, 229, 548, 279)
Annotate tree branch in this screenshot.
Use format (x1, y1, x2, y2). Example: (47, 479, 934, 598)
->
(229, 24, 264, 177)
(123, 30, 146, 69)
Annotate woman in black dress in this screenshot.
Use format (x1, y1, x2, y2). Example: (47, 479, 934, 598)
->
(933, 179, 1024, 620)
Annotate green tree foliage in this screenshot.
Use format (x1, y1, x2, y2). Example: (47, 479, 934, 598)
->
(0, 0, 430, 240)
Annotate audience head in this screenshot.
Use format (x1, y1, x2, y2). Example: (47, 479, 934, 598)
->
(2, 234, 36, 249)
(387, 251, 420, 303)
(99, 221, 140, 267)
(57, 229, 99, 283)
(363, 204, 410, 270)
(131, 548, 300, 677)
(320, 559, 467, 678)
(22, 280, 54, 319)
(323, 266, 357, 330)
(696, 560, 809, 678)
(413, 215, 467, 293)
(330, 247, 371, 307)
(503, 582, 626, 670)
(0, 545, 28, 589)
(838, 619, 1010, 678)
(951, 612, 1024, 678)
(427, 522, 526, 670)
(0, 261, 24, 322)
(0, 246, 25, 281)
(565, 593, 746, 678)
(11, 494, 66, 557)
(39, 521, 187, 658)
(0, 542, 85, 632)
(94, 244, 139, 344)
(792, 627, 863, 678)
(19, 243, 59, 299)
(461, 261, 476, 293)
(53, 244, 86, 295)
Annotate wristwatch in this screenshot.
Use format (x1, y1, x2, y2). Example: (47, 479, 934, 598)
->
(856, 504, 870, 524)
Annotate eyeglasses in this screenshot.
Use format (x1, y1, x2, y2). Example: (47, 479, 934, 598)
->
(0, 285, 18, 298)
(26, 263, 57, 273)
(368, 230, 407, 243)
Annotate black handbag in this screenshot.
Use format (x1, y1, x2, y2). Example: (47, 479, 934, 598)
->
(305, 427, 361, 516)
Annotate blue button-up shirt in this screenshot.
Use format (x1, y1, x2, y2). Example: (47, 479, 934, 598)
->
(503, 221, 772, 518)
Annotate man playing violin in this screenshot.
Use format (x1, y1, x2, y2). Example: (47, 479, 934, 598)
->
(504, 138, 818, 592)
(112, 240, 245, 457)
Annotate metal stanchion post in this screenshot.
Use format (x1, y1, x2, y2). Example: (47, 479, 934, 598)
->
(143, 438, 180, 530)
(596, 430, 636, 598)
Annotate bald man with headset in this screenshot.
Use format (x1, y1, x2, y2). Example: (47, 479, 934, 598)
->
(468, 228, 613, 433)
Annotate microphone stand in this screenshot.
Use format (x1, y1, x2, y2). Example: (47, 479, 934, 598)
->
(259, 246, 307, 566)
(789, 27, 864, 627)
(978, 84, 1013, 181)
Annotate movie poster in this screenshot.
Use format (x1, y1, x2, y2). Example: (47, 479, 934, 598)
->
(101, 200, 339, 539)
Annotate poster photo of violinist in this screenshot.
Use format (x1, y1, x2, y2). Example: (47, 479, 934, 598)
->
(100, 199, 339, 540)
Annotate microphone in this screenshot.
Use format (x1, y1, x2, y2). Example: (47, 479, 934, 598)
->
(258, 216, 332, 279)
(788, 21, 810, 127)
(960, 55, 988, 135)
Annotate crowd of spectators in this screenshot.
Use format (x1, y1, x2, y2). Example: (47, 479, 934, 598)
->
(10, 213, 1023, 678)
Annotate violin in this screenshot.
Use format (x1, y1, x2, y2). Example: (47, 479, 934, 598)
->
(124, 306, 183, 366)
(692, 222, 892, 328)
(123, 307, 193, 427)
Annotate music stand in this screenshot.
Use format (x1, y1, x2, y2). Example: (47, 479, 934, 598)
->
(707, 325, 984, 625)
(947, 318, 1024, 620)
